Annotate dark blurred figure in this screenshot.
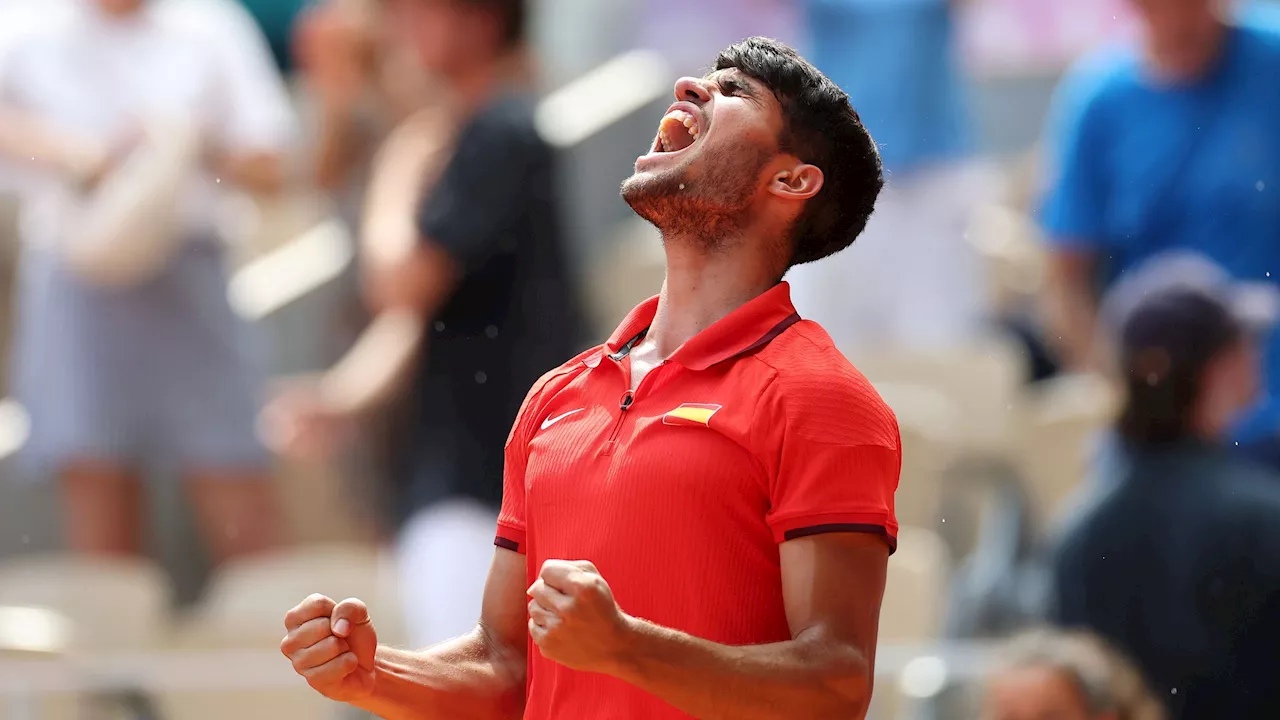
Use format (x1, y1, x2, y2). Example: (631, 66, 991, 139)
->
(1039, 0, 1280, 454)
(1051, 281, 1280, 718)
(0, 0, 292, 563)
(265, 0, 584, 648)
(985, 629, 1164, 720)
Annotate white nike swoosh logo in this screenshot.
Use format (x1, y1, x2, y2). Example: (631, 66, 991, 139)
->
(541, 408, 583, 431)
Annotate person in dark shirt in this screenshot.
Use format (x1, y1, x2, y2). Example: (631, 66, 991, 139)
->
(264, 0, 583, 648)
(1052, 280, 1280, 719)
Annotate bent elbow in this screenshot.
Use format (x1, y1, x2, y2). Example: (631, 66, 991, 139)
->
(818, 655, 873, 720)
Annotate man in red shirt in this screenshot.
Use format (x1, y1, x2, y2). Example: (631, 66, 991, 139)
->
(281, 35, 896, 719)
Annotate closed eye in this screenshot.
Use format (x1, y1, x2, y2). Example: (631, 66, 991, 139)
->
(718, 78, 748, 97)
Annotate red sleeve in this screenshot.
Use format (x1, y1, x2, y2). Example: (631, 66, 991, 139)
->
(758, 369, 901, 552)
(495, 384, 539, 554)
(495, 350, 596, 553)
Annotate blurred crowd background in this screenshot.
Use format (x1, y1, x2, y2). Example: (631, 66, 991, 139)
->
(2, 0, 1280, 718)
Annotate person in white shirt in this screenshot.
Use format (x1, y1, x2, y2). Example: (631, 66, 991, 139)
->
(0, 0, 295, 563)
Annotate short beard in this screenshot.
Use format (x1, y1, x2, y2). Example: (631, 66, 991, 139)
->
(621, 142, 768, 251)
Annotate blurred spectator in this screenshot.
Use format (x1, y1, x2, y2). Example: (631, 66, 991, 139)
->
(265, 0, 584, 648)
(985, 629, 1164, 720)
(1052, 281, 1280, 717)
(293, 0, 432, 220)
(786, 0, 992, 354)
(1038, 0, 1280, 454)
(0, 0, 293, 561)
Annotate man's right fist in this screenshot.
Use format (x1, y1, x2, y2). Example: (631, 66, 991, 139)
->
(281, 594, 378, 702)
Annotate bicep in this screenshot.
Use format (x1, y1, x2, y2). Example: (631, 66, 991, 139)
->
(479, 547, 530, 665)
(779, 533, 888, 654)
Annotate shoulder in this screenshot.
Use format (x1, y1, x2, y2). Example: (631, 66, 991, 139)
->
(1219, 463, 1280, 522)
(155, 0, 267, 41)
(1050, 44, 1143, 125)
(752, 320, 898, 449)
(1236, 15, 1280, 62)
(517, 345, 599, 415)
(463, 94, 546, 149)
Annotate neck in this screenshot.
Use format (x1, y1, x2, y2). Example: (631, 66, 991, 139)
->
(645, 234, 782, 360)
(1145, 19, 1230, 84)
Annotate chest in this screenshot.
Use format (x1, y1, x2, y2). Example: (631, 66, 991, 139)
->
(1099, 85, 1280, 259)
(8, 28, 218, 136)
(522, 366, 773, 550)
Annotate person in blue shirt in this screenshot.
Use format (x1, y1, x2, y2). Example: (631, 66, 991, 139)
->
(1040, 0, 1280, 454)
(787, 0, 992, 354)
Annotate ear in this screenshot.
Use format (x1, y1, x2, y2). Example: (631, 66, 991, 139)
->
(767, 162, 824, 202)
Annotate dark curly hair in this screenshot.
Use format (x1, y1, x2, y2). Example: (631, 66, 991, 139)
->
(713, 37, 883, 268)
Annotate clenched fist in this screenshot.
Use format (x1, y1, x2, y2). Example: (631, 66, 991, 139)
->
(281, 594, 378, 702)
(527, 560, 634, 673)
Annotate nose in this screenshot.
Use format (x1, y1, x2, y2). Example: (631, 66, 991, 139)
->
(674, 77, 712, 105)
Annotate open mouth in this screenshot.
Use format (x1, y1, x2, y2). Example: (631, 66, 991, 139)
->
(652, 108, 701, 154)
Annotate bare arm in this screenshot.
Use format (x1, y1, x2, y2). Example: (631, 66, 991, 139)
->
(1045, 247, 1101, 372)
(0, 106, 111, 184)
(283, 548, 528, 720)
(212, 149, 286, 195)
(318, 242, 456, 416)
(529, 533, 889, 720)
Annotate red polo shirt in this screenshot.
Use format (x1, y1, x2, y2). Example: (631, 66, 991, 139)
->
(497, 282, 900, 719)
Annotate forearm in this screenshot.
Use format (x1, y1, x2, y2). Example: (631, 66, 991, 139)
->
(212, 150, 286, 196)
(313, 104, 365, 191)
(0, 107, 104, 181)
(609, 618, 871, 720)
(356, 631, 525, 720)
(319, 308, 424, 416)
(1047, 277, 1099, 372)
(361, 111, 446, 267)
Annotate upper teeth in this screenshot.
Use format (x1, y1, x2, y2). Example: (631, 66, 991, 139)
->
(658, 109, 700, 151)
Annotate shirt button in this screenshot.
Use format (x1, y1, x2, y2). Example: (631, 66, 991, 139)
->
(475, 371, 488, 384)
(485, 325, 499, 339)
(434, 321, 446, 332)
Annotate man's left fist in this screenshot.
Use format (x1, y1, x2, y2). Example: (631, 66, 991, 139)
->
(528, 559, 632, 673)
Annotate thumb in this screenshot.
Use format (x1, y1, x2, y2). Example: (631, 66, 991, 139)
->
(331, 597, 377, 669)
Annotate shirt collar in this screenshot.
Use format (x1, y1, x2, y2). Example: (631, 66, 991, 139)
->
(586, 282, 801, 371)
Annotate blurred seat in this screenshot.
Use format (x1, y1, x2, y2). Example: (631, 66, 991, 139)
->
(0, 554, 172, 653)
(849, 334, 1029, 460)
(880, 527, 951, 643)
(0, 555, 171, 720)
(1012, 373, 1116, 531)
(158, 544, 401, 720)
(873, 526, 951, 720)
(873, 382, 961, 531)
(966, 201, 1047, 317)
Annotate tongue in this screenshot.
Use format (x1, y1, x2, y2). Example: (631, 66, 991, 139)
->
(660, 116, 695, 152)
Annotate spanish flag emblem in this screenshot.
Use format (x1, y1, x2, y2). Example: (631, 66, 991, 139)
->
(662, 403, 722, 427)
